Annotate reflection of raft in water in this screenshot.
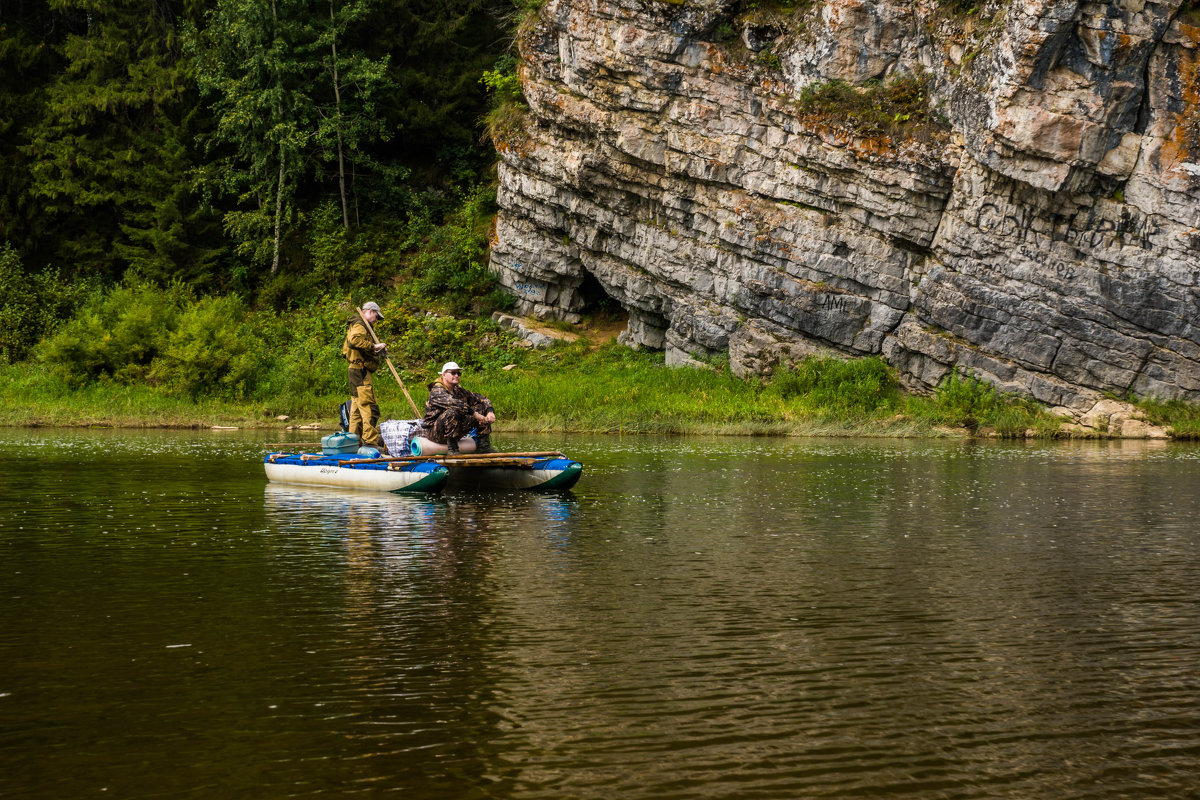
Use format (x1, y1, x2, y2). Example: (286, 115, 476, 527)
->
(264, 451, 582, 493)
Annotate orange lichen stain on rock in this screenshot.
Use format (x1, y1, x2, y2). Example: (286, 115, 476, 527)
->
(1110, 32, 1135, 59)
(1162, 46, 1200, 169)
(850, 136, 899, 159)
(492, 139, 531, 159)
(1178, 13, 1200, 39)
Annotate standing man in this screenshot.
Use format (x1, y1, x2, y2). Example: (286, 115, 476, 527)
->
(421, 362, 497, 454)
(342, 301, 389, 453)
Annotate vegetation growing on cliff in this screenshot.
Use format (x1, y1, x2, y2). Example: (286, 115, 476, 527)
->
(939, 0, 981, 14)
(481, 53, 532, 148)
(797, 72, 949, 142)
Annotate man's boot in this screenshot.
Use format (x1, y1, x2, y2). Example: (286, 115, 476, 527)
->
(446, 437, 460, 455)
(475, 434, 496, 454)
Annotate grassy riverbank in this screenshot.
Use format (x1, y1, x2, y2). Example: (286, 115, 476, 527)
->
(1, 343, 1072, 438)
(6, 185, 1195, 441)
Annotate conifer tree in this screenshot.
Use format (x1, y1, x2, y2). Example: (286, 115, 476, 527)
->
(1, 0, 62, 260)
(19, 0, 221, 284)
(366, 0, 509, 184)
(190, 0, 315, 275)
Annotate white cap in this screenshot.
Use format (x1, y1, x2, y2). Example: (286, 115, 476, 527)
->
(362, 301, 384, 319)
(441, 362, 462, 374)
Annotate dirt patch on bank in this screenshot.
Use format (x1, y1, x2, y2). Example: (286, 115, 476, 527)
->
(574, 311, 628, 348)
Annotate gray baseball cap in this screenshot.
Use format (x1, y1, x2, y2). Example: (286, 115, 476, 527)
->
(362, 301, 384, 319)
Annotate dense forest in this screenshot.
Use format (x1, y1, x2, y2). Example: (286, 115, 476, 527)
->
(3, 0, 520, 335)
(1, 0, 516, 281)
(1, 0, 523, 379)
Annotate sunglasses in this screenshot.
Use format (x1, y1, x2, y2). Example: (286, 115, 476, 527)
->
(447, 370, 462, 375)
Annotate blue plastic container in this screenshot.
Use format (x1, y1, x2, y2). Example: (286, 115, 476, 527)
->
(321, 431, 360, 455)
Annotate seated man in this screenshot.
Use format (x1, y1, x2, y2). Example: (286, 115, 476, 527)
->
(421, 362, 497, 454)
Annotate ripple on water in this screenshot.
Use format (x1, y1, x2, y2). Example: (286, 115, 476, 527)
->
(1, 430, 1199, 798)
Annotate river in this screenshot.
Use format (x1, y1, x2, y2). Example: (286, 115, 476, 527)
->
(2, 429, 1198, 799)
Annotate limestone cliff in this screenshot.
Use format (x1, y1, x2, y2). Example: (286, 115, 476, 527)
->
(488, 0, 1200, 412)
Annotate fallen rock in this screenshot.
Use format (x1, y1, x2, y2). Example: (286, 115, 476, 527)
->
(492, 312, 580, 348)
(1076, 398, 1169, 438)
(1118, 418, 1169, 439)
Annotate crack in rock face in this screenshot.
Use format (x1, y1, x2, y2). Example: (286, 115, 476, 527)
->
(490, 0, 1200, 408)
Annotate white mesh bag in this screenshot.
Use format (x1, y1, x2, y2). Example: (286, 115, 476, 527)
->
(380, 419, 421, 455)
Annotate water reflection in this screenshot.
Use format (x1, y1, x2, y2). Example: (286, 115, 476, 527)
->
(1, 432, 1198, 798)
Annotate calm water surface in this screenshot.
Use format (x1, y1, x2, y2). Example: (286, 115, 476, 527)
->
(1, 429, 1198, 799)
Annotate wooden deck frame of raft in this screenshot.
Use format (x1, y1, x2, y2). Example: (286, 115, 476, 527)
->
(356, 451, 567, 470)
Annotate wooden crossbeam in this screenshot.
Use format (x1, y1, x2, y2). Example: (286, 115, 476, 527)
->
(393, 450, 566, 462)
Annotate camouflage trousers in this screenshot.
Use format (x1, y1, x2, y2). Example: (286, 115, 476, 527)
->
(348, 367, 382, 448)
(424, 404, 492, 445)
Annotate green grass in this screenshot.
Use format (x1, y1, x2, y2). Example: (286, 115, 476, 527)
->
(6, 338, 1169, 441)
(0, 364, 343, 428)
(417, 347, 1063, 438)
(1135, 397, 1200, 439)
(0, 347, 1048, 437)
(487, 344, 791, 434)
(902, 370, 1065, 438)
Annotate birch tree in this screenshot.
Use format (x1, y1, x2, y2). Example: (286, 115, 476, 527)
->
(190, 0, 315, 274)
(311, 0, 390, 229)
(189, 0, 390, 275)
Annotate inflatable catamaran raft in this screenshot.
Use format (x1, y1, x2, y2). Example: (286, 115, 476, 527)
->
(264, 427, 582, 494)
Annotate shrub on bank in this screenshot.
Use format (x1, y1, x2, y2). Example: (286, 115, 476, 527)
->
(26, 184, 511, 403)
(38, 279, 191, 387)
(0, 243, 95, 364)
(251, 299, 350, 406)
(404, 186, 505, 315)
(909, 369, 1062, 437)
(151, 295, 262, 400)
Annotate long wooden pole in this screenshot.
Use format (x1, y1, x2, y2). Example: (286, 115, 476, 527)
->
(357, 308, 422, 419)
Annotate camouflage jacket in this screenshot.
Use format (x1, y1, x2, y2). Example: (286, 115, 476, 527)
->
(422, 380, 494, 426)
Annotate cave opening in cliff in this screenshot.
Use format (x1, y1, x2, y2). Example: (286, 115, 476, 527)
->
(576, 271, 627, 326)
